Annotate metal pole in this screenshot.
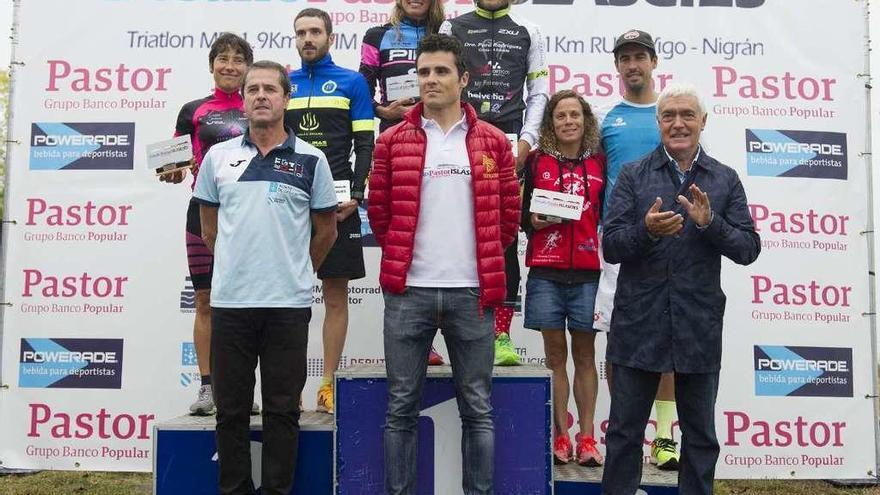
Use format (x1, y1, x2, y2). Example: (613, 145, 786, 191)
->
(861, 0, 880, 480)
(0, 0, 23, 387)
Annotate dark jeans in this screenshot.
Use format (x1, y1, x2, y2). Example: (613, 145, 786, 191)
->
(211, 307, 310, 495)
(602, 364, 720, 495)
(383, 287, 495, 495)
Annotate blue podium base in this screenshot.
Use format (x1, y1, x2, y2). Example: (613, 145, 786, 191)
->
(152, 365, 679, 495)
(556, 462, 680, 494)
(152, 412, 333, 495)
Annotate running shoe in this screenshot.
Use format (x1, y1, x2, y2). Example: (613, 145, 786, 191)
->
(493, 333, 521, 366)
(428, 346, 445, 366)
(189, 384, 215, 416)
(575, 434, 604, 467)
(316, 383, 334, 414)
(650, 437, 680, 471)
(553, 433, 573, 465)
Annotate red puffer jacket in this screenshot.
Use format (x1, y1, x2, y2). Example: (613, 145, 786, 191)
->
(368, 102, 521, 309)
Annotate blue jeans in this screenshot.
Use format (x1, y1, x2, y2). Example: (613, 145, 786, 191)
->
(523, 276, 599, 332)
(601, 364, 720, 495)
(383, 287, 495, 495)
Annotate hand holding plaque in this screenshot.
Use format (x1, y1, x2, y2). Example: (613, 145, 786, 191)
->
(148, 135, 194, 178)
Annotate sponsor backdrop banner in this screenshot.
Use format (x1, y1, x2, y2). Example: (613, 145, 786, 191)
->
(0, 0, 875, 480)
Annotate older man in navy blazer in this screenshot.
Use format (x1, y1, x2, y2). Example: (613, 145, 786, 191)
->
(600, 82, 761, 495)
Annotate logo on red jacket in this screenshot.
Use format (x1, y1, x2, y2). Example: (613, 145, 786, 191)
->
(482, 155, 497, 179)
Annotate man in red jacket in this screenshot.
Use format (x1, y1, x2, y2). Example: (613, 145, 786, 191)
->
(368, 34, 520, 495)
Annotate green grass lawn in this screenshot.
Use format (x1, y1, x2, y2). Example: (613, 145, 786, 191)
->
(0, 472, 878, 495)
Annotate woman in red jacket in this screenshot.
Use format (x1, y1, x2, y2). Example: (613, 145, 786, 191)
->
(522, 90, 605, 467)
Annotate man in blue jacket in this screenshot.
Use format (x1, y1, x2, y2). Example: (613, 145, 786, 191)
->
(601, 83, 760, 495)
(285, 8, 376, 414)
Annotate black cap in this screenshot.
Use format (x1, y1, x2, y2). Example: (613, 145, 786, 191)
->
(613, 29, 655, 54)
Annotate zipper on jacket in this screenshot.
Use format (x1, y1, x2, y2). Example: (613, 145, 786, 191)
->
(307, 66, 315, 111)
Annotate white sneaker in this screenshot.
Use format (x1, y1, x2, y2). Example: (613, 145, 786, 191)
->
(635, 490, 648, 495)
(189, 384, 215, 416)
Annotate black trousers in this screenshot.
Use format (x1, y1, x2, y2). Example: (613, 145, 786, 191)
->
(601, 363, 721, 495)
(211, 307, 310, 495)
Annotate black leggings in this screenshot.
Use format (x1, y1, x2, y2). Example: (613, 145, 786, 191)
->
(504, 243, 520, 306)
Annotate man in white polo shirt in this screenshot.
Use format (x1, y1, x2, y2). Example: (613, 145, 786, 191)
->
(368, 34, 520, 494)
(194, 60, 338, 495)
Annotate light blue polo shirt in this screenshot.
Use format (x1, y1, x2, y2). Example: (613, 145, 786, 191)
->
(193, 130, 337, 308)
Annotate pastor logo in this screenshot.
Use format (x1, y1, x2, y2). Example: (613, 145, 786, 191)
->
(27, 402, 155, 441)
(745, 129, 846, 180)
(19, 338, 123, 389)
(30, 123, 135, 170)
(754, 345, 853, 398)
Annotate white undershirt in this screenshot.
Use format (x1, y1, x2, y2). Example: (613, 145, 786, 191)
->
(407, 115, 479, 287)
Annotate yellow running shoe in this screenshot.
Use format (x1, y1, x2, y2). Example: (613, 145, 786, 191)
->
(493, 333, 521, 366)
(650, 437, 680, 471)
(316, 383, 334, 414)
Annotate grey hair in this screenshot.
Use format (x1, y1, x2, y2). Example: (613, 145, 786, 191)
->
(657, 82, 706, 115)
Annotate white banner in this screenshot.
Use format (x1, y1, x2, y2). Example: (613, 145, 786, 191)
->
(0, 0, 875, 480)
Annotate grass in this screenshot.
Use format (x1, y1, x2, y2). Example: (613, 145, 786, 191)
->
(716, 480, 880, 495)
(0, 471, 151, 495)
(0, 473, 879, 495)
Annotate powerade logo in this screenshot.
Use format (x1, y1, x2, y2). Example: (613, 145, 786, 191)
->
(30, 123, 135, 170)
(745, 129, 847, 180)
(19, 338, 123, 389)
(754, 345, 853, 398)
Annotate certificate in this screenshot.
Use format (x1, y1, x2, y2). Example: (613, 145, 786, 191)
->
(147, 135, 193, 175)
(385, 73, 419, 102)
(529, 188, 583, 221)
(334, 180, 351, 203)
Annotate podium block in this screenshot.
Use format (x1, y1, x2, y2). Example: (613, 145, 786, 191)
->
(151, 370, 677, 494)
(335, 364, 553, 495)
(152, 412, 333, 494)
(555, 462, 680, 495)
